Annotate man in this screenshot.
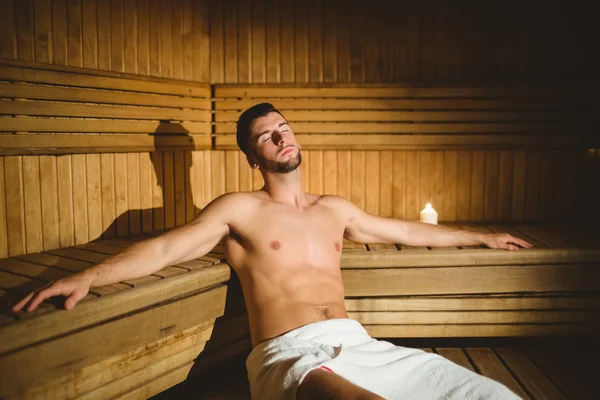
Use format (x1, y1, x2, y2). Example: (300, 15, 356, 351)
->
(13, 103, 531, 399)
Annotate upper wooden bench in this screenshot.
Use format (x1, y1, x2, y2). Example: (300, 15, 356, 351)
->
(213, 84, 600, 150)
(0, 59, 212, 155)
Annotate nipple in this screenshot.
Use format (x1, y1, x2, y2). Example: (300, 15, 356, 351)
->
(335, 242, 341, 252)
(270, 241, 281, 250)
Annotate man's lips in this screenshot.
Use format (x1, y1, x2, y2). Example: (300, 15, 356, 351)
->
(280, 147, 295, 156)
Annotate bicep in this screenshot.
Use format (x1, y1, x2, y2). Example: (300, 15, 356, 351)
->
(152, 194, 237, 265)
(344, 206, 408, 244)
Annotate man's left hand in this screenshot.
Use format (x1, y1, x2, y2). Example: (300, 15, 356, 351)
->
(482, 233, 533, 251)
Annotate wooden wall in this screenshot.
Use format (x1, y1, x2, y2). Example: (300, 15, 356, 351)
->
(1, 0, 599, 257)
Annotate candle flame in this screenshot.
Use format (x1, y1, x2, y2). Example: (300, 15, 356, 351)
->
(426, 203, 432, 208)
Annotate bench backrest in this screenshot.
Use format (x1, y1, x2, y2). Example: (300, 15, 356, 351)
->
(0, 59, 212, 155)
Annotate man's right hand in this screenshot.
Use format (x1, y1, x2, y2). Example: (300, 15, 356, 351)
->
(11, 274, 93, 313)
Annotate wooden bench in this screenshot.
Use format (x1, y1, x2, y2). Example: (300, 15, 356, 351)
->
(0, 235, 252, 400)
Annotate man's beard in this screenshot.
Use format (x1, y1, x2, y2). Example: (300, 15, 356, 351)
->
(256, 150, 302, 173)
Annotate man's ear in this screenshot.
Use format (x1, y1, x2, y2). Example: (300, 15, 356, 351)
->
(246, 154, 258, 169)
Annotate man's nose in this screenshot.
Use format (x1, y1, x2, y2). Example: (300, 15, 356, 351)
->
(273, 131, 286, 146)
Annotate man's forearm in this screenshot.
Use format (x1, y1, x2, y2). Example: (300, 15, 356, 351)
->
(79, 238, 168, 287)
(401, 221, 485, 247)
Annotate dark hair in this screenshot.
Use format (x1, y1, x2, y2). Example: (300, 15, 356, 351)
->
(236, 102, 284, 154)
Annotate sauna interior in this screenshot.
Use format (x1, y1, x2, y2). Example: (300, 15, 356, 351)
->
(0, 0, 599, 399)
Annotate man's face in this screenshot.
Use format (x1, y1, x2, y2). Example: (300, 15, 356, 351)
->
(248, 111, 302, 173)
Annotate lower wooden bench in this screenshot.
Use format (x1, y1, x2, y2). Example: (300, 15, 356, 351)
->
(0, 235, 249, 400)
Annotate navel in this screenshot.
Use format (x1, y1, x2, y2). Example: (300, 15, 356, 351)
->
(335, 242, 341, 252)
(270, 241, 281, 250)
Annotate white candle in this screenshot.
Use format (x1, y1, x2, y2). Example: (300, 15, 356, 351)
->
(420, 203, 438, 225)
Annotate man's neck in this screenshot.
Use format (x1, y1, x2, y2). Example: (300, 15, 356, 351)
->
(261, 168, 308, 210)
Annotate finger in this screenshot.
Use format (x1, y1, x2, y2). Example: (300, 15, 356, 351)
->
(65, 290, 86, 310)
(27, 284, 68, 312)
(511, 237, 533, 248)
(507, 244, 519, 251)
(12, 292, 35, 313)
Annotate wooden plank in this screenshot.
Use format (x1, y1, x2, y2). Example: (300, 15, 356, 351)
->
(0, 100, 211, 121)
(163, 151, 175, 229)
(349, 310, 600, 325)
(51, 0, 68, 66)
(140, 153, 154, 231)
(442, 151, 457, 221)
(0, 64, 211, 96)
(213, 85, 600, 98)
(342, 264, 600, 296)
(434, 348, 476, 373)
(364, 152, 379, 214)
(127, 153, 142, 234)
(33, 0, 52, 63)
(350, 151, 365, 210)
(212, 133, 600, 151)
(151, 152, 164, 230)
(0, 158, 7, 258)
(392, 151, 406, 219)
(379, 151, 392, 217)
(337, 151, 351, 199)
(115, 362, 194, 400)
(307, 0, 322, 83)
(214, 121, 597, 135)
(495, 347, 566, 400)
(22, 156, 43, 253)
(213, 109, 600, 123)
(100, 153, 116, 238)
(0, 0, 16, 59)
(86, 154, 103, 241)
(0, 258, 71, 281)
(214, 97, 600, 111)
(46, 247, 108, 264)
(114, 153, 129, 236)
(405, 151, 419, 219)
(465, 348, 530, 399)
(0, 134, 212, 157)
(56, 155, 74, 246)
(525, 346, 595, 400)
(174, 151, 186, 226)
(365, 324, 600, 338)
(15, 322, 213, 400)
(345, 294, 600, 312)
(512, 150, 526, 220)
(483, 150, 499, 220)
(0, 118, 210, 134)
(81, 0, 98, 69)
(222, 0, 237, 83)
(498, 150, 513, 220)
(0, 286, 227, 398)
(514, 225, 573, 249)
(293, 0, 308, 83)
(66, 0, 82, 67)
(525, 151, 542, 220)
(341, 247, 600, 268)
(470, 151, 485, 220)
(38, 156, 59, 250)
(15, 0, 34, 62)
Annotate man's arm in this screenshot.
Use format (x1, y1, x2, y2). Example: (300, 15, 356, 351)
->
(334, 197, 533, 250)
(12, 192, 243, 312)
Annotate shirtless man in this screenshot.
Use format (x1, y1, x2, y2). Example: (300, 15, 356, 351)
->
(13, 103, 531, 400)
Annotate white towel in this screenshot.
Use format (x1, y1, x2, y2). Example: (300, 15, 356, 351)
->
(246, 318, 521, 400)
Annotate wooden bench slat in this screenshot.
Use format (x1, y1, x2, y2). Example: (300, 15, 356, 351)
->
(214, 98, 600, 111)
(514, 225, 574, 249)
(213, 109, 600, 123)
(345, 294, 600, 311)
(0, 311, 17, 326)
(0, 100, 211, 122)
(214, 121, 597, 135)
(0, 65, 211, 97)
(45, 247, 109, 263)
(115, 361, 195, 400)
(540, 225, 600, 249)
(16, 252, 91, 272)
(524, 346, 595, 400)
(214, 86, 600, 98)
(0, 82, 211, 109)
(349, 310, 600, 325)
(483, 224, 548, 249)
(75, 242, 124, 255)
(214, 133, 600, 151)
(342, 239, 368, 251)
(0, 258, 72, 281)
(122, 275, 163, 287)
(0, 134, 212, 156)
(495, 347, 567, 400)
(0, 117, 211, 134)
(342, 264, 600, 296)
(465, 348, 530, 399)
(366, 323, 600, 338)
